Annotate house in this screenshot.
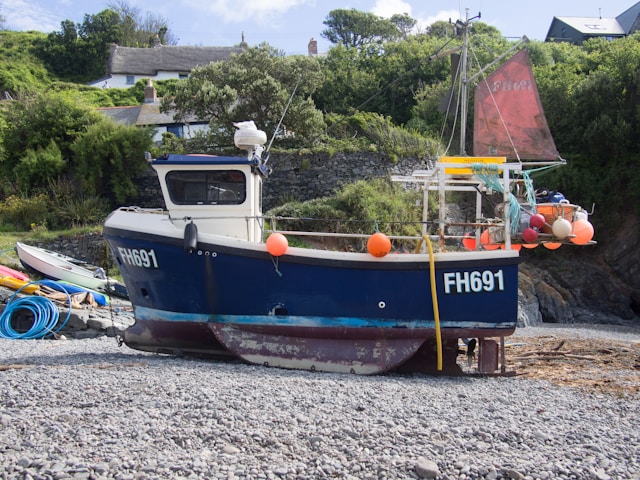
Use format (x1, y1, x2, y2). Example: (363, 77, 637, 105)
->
(97, 80, 209, 143)
(90, 34, 247, 88)
(545, 2, 640, 43)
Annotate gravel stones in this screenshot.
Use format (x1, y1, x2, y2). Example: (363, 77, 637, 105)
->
(1, 331, 640, 480)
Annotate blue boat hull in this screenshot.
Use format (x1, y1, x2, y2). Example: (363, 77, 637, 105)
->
(104, 226, 519, 373)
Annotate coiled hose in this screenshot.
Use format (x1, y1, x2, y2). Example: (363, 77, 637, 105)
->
(0, 281, 71, 339)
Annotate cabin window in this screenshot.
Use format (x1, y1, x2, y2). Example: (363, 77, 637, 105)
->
(126, 75, 135, 85)
(166, 170, 246, 205)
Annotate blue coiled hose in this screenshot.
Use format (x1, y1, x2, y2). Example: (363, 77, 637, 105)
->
(0, 281, 71, 339)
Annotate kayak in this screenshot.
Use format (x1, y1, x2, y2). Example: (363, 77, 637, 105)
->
(0, 264, 30, 282)
(0, 276, 40, 294)
(38, 279, 109, 306)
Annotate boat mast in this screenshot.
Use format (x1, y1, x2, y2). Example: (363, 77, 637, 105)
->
(457, 10, 480, 156)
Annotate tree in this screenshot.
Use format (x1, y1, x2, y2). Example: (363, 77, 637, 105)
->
(0, 91, 103, 186)
(14, 140, 65, 193)
(164, 43, 326, 150)
(390, 13, 417, 39)
(315, 35, 452, 124)
(321, 9, 398, 49)
(427, 20, 456, 38)
(36, 10, 121, 82)
(71, 120, 154, 204)
(107, 0, 178, 46)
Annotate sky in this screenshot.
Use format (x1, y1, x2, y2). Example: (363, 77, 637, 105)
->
(1, 0, 636, 55)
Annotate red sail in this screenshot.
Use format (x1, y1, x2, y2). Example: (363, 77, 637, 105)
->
(473, 49, 558, 161)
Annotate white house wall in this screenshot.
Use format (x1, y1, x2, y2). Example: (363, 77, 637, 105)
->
(90, 71, 188, 89)
(151, 123, 209, 143)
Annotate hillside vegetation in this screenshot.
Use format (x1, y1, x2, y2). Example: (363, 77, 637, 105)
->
(0, 10, 639, 240)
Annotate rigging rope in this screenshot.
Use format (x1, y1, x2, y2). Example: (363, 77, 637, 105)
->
(472, 163, 521, 234)
(0, 281, 71, 339)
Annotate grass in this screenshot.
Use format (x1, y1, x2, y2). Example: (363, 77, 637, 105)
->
(0, 225, 104, 270)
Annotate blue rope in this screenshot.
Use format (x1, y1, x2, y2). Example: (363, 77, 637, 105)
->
(0, 281, 71, 339)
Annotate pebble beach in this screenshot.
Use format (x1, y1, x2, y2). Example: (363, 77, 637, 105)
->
(1, 325, 639, 480)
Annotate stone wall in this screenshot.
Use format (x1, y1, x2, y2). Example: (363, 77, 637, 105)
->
(33, 233, 113, 272)
(132, 151, 432, 211)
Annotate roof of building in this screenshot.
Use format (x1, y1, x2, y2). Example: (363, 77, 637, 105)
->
(97, 106, 141, 126)
(97, 103, 204, 127)
(107, 44, 245, 76)
(551, 16, 626, 36)
(616, 1, 640, 33)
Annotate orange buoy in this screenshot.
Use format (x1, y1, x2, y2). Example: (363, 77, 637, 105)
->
(543, 242, 561, 250)
(480, 230, 500, 250)
(266, 233, 288, 256)
(367, 232, 392, 257)
(570, 219, 594, 245)
(522, 243, 538, 249)
(462, 232, 477, 250)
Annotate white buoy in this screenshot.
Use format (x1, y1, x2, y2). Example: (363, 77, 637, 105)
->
(551, 218, 572, 239)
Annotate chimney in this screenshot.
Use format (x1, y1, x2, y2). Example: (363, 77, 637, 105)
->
(144, 79, 157, 103)
(153, 33, 161, 47)
(308, 38, 318, 56)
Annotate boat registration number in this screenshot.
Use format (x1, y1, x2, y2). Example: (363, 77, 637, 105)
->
(118, 247, 159, 268)
(443, 270, 504, 294)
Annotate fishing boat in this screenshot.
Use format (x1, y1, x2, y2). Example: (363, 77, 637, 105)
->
(15, 242, 128, 299)
(103, 14, 593, 374)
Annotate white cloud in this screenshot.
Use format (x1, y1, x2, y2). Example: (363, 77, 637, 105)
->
(182, 0, 312, 24)
(369, 3, 459, 35)
(415, 9, 459, 34)
(371, 0, 412, 18)
(2, 0, 70, 32)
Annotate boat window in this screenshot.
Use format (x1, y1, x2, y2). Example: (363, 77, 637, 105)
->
(166, 170, 246, 205)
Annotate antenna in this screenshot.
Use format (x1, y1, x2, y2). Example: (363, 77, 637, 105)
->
(265, 80, 300, 158)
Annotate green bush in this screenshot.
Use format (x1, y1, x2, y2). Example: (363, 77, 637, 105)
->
(266, 178, 423, 251)
(52, 195, 110, 228)
(0, 194, 49, 231)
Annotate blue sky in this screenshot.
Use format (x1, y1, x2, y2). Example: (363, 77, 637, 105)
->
(1, 0, 636, 54)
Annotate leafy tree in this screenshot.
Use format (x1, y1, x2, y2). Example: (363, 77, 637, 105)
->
(322, 9, 398, 49)
(164, 43, 326, 150)
(107, 0, 178, 46)
(390, 13, 417, 39)
(14, 140, 65, 193)
(314, 45, 382, 115)
(71, 120, 154, 204)
(0, 91, 103, 187)
(35, 10, 121, 82)
(316, 34, 452, 124)
(427, 20, 457, 38)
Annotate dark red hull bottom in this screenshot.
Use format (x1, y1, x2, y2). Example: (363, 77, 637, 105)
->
(123, 319, 514, 375)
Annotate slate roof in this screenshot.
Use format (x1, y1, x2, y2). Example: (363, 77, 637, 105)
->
(616, 1, 640, 33)
(97, 103, 203, 127)
(107, 44, 245, 76)
(546, 2, 640, 42)
(551, 16, 626, 36)
(97, 106, 141, 126)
